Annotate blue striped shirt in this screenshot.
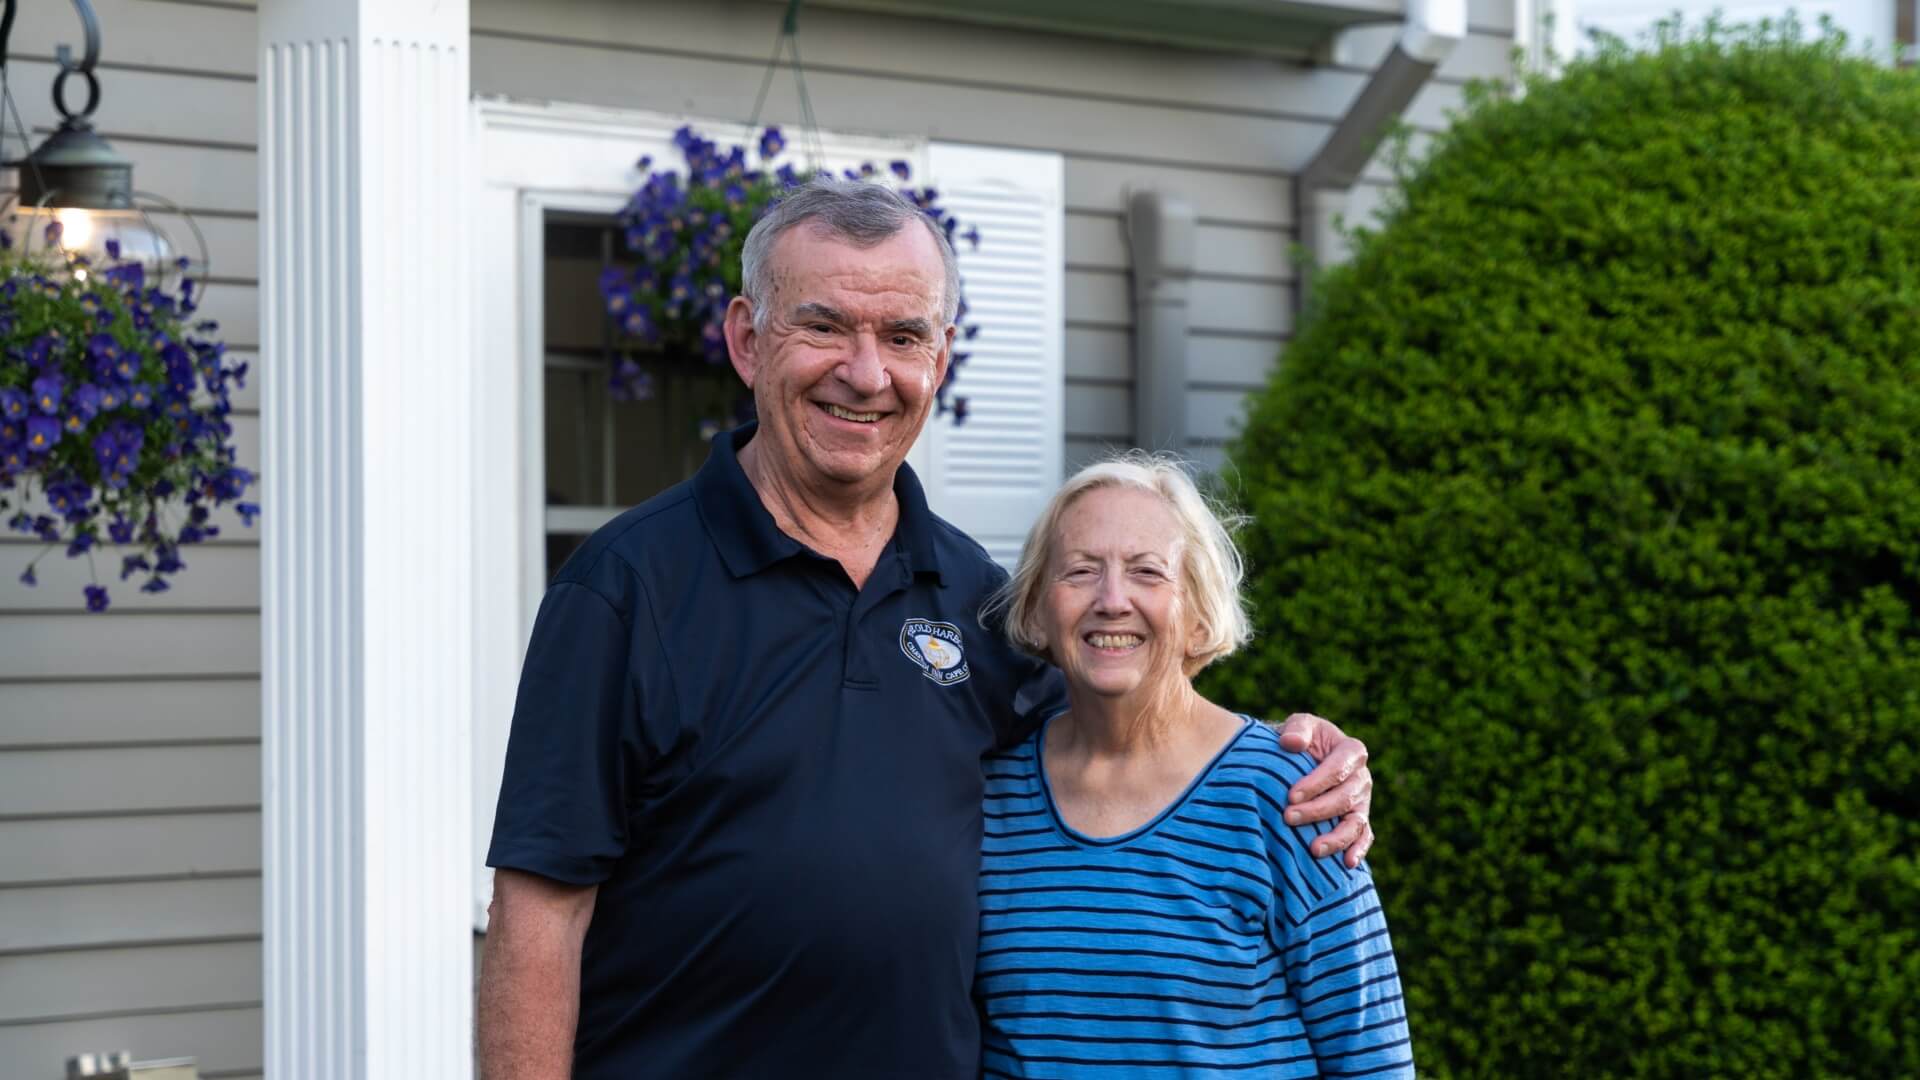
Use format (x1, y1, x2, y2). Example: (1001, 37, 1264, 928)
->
(975, 717, 1414, 1078)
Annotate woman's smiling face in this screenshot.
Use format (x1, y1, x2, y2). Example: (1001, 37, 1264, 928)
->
(1039, 485, 1194, 705)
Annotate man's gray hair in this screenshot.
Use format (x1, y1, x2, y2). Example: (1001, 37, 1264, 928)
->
(740, 176, 960, 332)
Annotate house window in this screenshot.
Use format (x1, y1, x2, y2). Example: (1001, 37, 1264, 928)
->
(539, 210, 741, 579)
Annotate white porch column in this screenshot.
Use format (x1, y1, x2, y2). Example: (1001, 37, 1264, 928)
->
(259, 2, 473, 1077)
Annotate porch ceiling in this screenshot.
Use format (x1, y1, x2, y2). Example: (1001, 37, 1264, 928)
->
(799, 0, 1403, 59)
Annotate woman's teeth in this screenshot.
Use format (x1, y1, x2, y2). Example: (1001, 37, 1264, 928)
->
(825, 404, 881, 422)
(1087, 633, 1142, 649)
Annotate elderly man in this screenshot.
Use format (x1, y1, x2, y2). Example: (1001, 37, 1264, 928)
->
(477, 178, 1376, 1078)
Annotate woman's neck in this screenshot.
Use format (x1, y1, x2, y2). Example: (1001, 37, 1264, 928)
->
(1056, 678, 1204, 760)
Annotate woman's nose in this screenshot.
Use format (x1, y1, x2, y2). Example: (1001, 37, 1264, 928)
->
(1093, 571, 1131, 613)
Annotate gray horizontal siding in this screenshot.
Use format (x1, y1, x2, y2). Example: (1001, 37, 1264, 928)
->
(0, 877, 261, 954)
(0, 1, 263, 1075)
(0, 679, 259, 747)
(1, 812, 260, 887)
(469, 0, 1510, 457)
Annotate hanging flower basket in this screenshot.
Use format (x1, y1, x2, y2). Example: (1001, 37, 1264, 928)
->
(0, 231, 255, 612)
(597, 124, 981, 424)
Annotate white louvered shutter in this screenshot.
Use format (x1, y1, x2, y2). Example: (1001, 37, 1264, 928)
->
(912, 143, 1066, 568)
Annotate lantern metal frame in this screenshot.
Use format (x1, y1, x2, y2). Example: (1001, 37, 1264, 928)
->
(0, 0, 211, 291)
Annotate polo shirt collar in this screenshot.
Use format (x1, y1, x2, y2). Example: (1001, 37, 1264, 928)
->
(693, 422, 946, 584)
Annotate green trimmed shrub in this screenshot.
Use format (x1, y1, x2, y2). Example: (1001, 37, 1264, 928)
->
(1203, 21, 1919, 1079)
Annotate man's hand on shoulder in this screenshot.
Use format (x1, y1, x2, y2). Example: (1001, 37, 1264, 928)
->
(1276, 712, 1374, 868)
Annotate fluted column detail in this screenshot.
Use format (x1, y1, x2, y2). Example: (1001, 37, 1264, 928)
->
(260, 2, 472, 1077)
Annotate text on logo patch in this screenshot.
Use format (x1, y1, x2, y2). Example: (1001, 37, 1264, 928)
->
(900, 618, 971, 686)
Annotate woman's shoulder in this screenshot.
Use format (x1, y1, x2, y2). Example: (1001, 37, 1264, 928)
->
(1217, 718, 1320, 799)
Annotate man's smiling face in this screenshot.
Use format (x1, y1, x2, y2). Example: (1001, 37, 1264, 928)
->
(727, 221, 953, 496)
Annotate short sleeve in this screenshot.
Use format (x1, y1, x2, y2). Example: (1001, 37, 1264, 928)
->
(1263, 751, 1415, 1077)
(486, 578, 648, 886)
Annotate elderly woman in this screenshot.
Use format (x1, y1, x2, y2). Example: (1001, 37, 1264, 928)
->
(975, 454, 1413, 1079)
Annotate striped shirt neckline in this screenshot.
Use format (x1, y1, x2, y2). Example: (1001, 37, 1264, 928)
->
(1035, 711, 1258, 849)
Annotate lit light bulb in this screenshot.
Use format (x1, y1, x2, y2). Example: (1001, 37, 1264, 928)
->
(55, 207, 96, 253)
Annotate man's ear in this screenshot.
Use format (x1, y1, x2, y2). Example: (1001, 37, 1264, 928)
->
(933, 321, 956, 390)
(724, 296, 760, 389)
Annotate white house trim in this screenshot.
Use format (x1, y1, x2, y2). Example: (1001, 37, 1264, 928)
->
(260, 0, 474, 1077)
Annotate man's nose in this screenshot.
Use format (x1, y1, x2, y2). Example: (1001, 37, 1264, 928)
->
(839, 333, 891, 398)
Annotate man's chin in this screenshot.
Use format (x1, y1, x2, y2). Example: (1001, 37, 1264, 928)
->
(802, 444, 904, 488)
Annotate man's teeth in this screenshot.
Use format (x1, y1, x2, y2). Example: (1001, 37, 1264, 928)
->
(825, 404, 881, 422)
(1088, 633, 1142, 649)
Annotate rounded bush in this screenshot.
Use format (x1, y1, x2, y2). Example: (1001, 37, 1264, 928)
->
(1203, 22, 1919, 1079)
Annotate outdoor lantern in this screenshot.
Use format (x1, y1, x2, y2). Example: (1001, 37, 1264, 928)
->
(0, 0, 204, 284)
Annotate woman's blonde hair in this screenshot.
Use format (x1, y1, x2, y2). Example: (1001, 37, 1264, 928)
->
(983, 451, 1252, 676)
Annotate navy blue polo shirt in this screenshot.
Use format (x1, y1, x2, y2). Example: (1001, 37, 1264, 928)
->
(487, 423, 1067, 1079)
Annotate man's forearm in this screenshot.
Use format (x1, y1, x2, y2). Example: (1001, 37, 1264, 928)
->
(477, 923, 582, 1079)
(477, 872, 596, 1080)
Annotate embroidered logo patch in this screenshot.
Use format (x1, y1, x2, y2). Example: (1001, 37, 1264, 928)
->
(900, 618, 971, 686)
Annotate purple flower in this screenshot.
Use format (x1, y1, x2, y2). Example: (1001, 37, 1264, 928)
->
(18, 564, 35, 587)
(209, 465, 253, 501)
(622, 307, 658, 343)
(759, 126, 786, 160)
(84, 584, 110, 612)
(25, 416, 61, 453)
(89, 331, 121, 367)
(140, 576, 171, 595)
(0, 441, 24, 472)
(31, 373, 63, 414)
(46, 481, 93, 520)
(127, 383, 154, 409)
(63, 383, 103, 433)
(120, 554, 150, 579)
(67, 533, 95, 557)
(0, 388, 26, 420)
(890, 160, 912, 181)
(25, 334, 58, 371)
(963, 226, 981, 250)
(236, 502, 261, 527)
(700, 319, 727, 364)
(109, 515, 135, 544)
